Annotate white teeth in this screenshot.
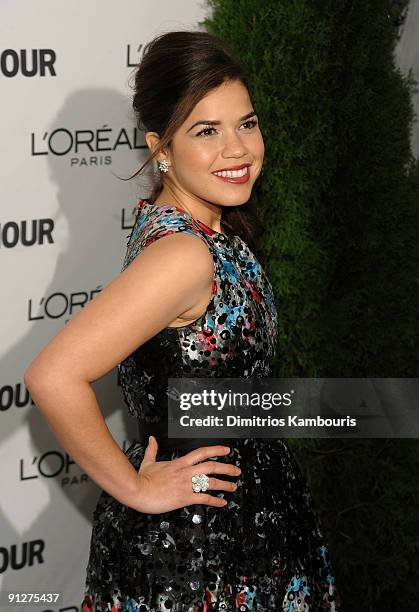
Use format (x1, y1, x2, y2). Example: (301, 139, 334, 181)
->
(213, 166, 248, 178)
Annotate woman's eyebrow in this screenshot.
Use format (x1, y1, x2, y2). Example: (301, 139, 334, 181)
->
(186, 110, 257, 133)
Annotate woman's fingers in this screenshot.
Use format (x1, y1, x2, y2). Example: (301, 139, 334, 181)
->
(205, 476, 238, 492)
(189, 460, 241, 477)
(133, 444, 242, 513)
(191, 492, 229, 507)
(177, 445, 231, 466)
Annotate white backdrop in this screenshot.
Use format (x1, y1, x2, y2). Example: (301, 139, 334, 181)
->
(0, 2, 210, 611)
(0, 1, 418, 611)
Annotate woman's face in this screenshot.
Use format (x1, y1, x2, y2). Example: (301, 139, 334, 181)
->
(167, 79, 265, 209)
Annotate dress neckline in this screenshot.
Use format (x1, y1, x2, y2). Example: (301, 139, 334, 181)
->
(141, 199, 234, 238)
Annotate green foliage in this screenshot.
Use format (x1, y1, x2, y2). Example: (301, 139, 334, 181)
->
(202, 0, 419, 609)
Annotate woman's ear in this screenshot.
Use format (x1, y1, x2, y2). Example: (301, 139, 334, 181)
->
(145, 131, 172, 168)
(145, 131, 161, 155)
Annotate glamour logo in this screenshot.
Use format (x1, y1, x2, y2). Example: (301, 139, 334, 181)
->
(126, 43, 144, 67)
(0, 218, 54, 249)
(0, 49, 56, 77)
(0, 540, 45, 573)
(30, 125, 147, 167)
(0, 382, 33, 413)
(28, 285, 104, 323)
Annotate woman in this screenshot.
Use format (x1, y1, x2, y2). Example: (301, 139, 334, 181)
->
(24, 31, 342, 611)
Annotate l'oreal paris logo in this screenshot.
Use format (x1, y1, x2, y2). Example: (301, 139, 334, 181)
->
(126, 43, 144, 67)
(28, 285, 104, 323)
(30, 125, 146, 157)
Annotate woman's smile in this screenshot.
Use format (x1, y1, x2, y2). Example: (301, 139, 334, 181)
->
(211, 163, 251, 184)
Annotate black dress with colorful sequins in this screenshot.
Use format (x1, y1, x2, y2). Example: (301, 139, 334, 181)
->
(82, 199, 342, 612)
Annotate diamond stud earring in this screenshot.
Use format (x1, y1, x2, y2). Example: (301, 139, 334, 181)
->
(157, 159, 169, 173)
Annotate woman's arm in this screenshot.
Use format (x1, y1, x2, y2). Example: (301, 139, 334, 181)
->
(24, 233, 214, 509)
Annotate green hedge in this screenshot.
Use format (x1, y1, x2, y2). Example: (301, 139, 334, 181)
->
(202, 1, 419, 609)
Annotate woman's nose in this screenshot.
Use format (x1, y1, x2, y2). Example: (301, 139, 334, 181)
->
(221, 131, 247, 156)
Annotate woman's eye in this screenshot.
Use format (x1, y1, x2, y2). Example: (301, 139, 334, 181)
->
(241, 119, 258, 130)
(195, 118, 258, 138)
(196, 126, 216, 137)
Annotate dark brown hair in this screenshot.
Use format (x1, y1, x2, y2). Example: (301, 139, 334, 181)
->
(125, 30, 265, 247)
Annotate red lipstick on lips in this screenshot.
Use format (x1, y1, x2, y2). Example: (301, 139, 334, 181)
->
(212, 163, 251, 184)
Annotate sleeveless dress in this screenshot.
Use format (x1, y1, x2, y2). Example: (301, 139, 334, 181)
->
(81, 199, 342, 612)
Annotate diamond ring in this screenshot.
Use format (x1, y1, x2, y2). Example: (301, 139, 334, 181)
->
(191, 473, 209, 493)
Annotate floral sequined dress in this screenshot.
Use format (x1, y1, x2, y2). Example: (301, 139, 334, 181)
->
(82, 199, 342, 612)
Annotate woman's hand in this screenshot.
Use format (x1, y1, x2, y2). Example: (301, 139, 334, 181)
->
(131, 435, 241, 514)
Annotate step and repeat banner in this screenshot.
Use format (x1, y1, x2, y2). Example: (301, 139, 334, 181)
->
(0, 1, 418, 611)
(0, 2, 209, 611)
